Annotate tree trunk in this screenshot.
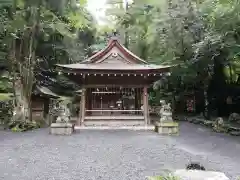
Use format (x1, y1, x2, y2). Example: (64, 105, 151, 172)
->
(124, 1, 129, 48)
(13, 79, 31, 122)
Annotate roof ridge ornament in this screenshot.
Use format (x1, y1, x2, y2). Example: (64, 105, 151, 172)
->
(108, 30, 120, 43)
(113, 30, 117, 36)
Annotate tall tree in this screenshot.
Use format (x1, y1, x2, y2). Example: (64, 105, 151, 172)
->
(0, 0, 92, 121)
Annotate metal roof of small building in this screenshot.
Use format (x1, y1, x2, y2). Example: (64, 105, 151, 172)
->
(36, 86, 59, 98)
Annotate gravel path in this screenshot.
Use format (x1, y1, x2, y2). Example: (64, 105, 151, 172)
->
(1, 122, 240, 180)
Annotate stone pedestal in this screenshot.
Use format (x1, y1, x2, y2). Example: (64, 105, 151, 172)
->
(50, 102, 73, 135)
(155, 121, 179, 135)
(50, 123, 73, 135)
(174, 169, 229, 180)
(155, 101, 179, 135)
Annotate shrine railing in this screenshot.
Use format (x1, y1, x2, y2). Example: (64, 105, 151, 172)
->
(86, 87, 143, 116)
(85, 109, 143, 116)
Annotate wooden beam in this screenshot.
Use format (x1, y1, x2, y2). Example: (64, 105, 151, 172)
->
(84, 84, 147, 88)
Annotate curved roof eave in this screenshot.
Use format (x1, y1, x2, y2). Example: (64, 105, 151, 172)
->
(55, 63, 171, 71)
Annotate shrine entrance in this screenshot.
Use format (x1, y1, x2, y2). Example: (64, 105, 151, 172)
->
(86, 87, 143, 116)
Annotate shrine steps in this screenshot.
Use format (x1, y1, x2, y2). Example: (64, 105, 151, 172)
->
(83, 119, 145, 126)
(84, 115, 144, 120)
(74, 125, 154, 131)
(70, 116, 148, 127)
(71, 116, 154, 131)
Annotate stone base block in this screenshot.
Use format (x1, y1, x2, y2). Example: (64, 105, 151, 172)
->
(50, 123, 74, 135)
(155, 122, 179, 135)
(174, 169, 229, 180)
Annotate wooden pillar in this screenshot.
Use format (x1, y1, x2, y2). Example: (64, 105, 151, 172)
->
(81, 87, 86, 126)
(78, 87, 86, 126)
(134, 88, 139, 115)
(88, 89, 92, 115)
(77, 96, 81, 126)
(143, 86, 149, 125)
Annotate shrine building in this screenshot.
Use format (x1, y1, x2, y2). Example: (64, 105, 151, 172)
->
(56, 37, 171, 126)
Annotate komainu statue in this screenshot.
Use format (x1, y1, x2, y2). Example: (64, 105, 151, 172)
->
(159, 100, 173, 122)
(56, 101, 70, 123)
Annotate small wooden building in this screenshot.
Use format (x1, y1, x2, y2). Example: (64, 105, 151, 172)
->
(32, 86, 59, 121)
(56, 37, 171, 126)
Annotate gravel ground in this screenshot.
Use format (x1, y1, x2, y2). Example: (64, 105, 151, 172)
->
(1, 122, 240, 180)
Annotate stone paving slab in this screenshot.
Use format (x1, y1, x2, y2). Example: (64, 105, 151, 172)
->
(0, 122, 240, 180)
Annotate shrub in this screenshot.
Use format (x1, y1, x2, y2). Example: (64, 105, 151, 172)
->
(212, 117, 228, 133)
(8, 121, 40, 132)
(186, 162, 205, 170)
(0, 100, 13, 128)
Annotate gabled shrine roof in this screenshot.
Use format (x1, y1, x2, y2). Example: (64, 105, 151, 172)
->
(56, 37, 171, 72)
(83, 37, 147, 64)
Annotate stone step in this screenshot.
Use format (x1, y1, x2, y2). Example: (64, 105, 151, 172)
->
(74, 125, 154, 131)
(83, 120, 145, 126)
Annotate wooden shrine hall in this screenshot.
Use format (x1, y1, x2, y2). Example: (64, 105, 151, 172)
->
(56, 37, 171, 126)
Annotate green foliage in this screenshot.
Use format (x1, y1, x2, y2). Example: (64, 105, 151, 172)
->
(0, 71, 12, 93)
(105, 0, 240, 89)
(0, 99, 13, 127)
(0, 93, 13, 101)
(0, 0, 97, 122)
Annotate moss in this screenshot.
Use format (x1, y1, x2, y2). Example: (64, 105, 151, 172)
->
(34, 119, 48, 127)
(9, 121, 40, 132)
(157, 122, 178, 127)
(203, 120, 213, 127)
(0, 93, 13, 101)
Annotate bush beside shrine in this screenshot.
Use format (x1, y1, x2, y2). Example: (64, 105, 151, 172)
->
(185, 114, 240, 136)
(0, 94, 14, 129)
